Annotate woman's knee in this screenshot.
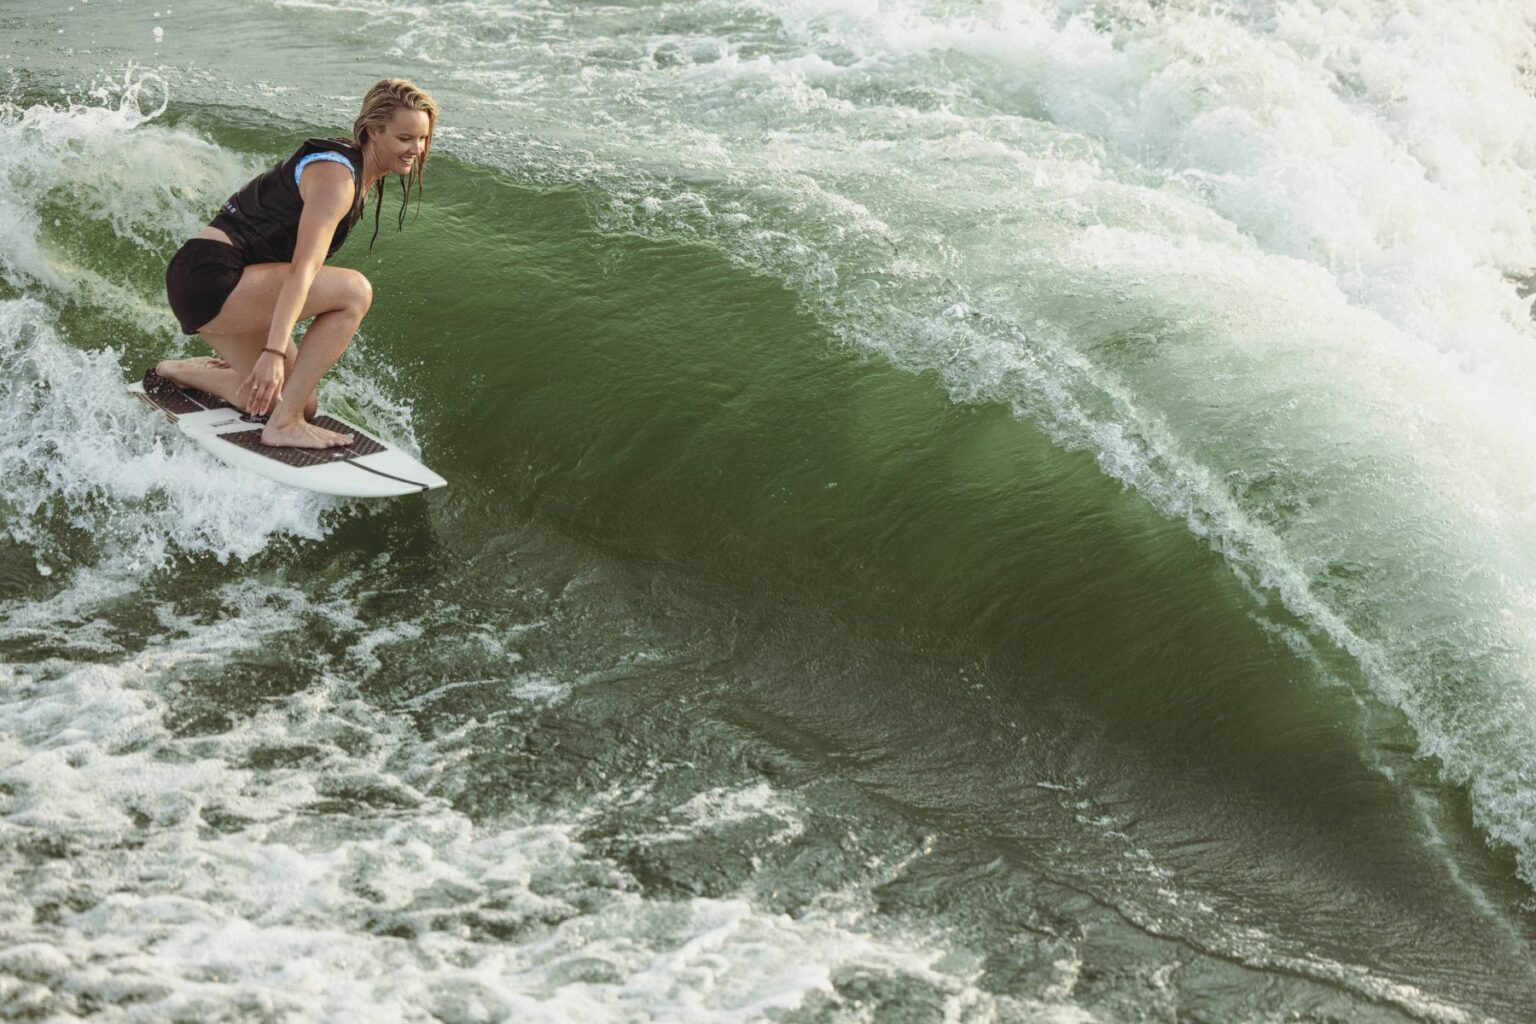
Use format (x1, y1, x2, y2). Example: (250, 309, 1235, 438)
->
(342, 270, 373, 317)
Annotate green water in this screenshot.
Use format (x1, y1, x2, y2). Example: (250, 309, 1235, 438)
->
(5, 3, 1536, 1017)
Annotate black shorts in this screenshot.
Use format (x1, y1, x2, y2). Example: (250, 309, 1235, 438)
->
(165, 238, 246, 335)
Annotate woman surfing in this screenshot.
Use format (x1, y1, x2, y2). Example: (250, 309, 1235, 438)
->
(157, 78, 438, 449)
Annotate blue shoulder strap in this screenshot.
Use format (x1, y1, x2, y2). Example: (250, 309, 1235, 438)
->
(294, 150, 355, 187)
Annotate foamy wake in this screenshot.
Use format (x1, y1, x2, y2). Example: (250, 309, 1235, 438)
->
(0, 296, 331, 570)
(0, 580, 1086, 1024)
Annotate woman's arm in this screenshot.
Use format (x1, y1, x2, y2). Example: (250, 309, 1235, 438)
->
(242, 161, 357, 416)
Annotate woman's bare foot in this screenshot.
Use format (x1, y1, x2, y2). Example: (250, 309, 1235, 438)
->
(155, 355, 229, 382)
(260, 418, 354, 449)
(156, 356, 319, 420)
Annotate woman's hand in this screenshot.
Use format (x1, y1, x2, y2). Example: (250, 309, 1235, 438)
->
(241, 350, 287, 416)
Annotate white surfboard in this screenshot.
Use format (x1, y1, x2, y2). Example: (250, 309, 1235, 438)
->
(129, 369, 446, 498)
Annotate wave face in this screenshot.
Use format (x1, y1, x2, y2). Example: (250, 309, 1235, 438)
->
(308, 0, 1536, 908)
(4, 0, 1536, 1020)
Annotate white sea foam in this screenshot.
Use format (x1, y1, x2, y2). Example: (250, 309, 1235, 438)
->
(670, 782, 805, 845)
(0, 69, 243, 299)
(0, 583, 1070, 1023)
(0, 296, 331, 569)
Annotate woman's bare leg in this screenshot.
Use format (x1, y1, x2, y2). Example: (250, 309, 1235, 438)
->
(260, 306, 365, 447)
(161, 262, 372, 448)
(156, 354, 236, 395)
(156, 345, 318, 421)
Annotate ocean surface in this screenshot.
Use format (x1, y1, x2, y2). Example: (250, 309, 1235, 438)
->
(3, 1, 1536, 1020)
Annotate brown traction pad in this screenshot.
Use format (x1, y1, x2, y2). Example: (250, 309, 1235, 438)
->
(140, 367, 232, 414)
(216, 416, 387, 468)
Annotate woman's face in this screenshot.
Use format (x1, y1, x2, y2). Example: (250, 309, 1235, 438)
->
(372, 108, 432, 176)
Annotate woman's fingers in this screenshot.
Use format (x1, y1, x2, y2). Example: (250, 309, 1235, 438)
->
(238, 367, 286, 416)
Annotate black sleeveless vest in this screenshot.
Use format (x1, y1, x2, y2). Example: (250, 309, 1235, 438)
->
(210, 138, 364, 266)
